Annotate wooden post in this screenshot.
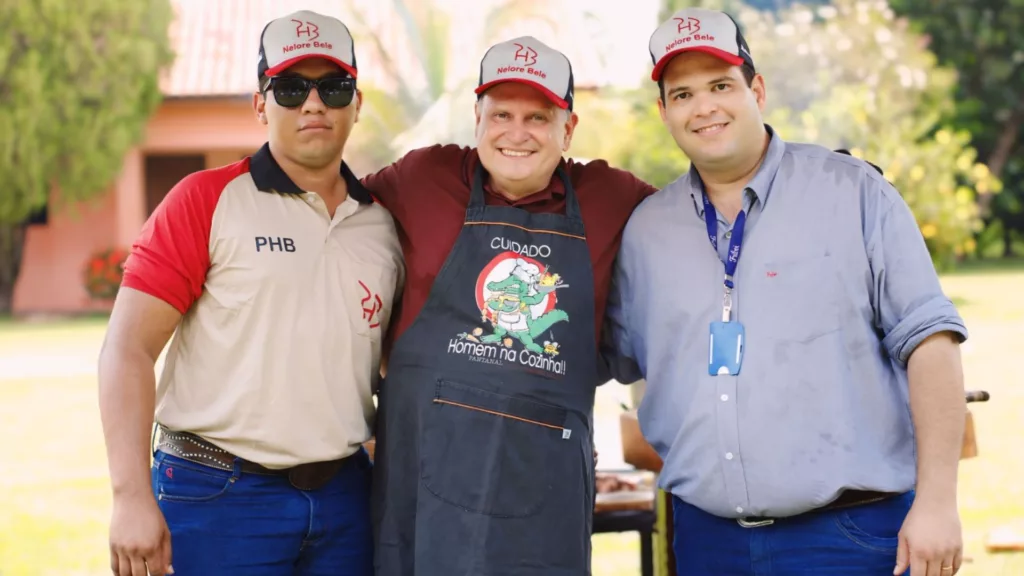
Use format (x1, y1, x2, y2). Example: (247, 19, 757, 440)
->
(960, 409, 977, 460)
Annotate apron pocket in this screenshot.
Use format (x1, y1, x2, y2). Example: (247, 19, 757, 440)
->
(420, 378, 571, 518)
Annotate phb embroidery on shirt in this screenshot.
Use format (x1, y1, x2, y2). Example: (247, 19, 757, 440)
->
(359, 280, 383, 329)
(255, 236, 296, 252)
(447, 251, 569, 375)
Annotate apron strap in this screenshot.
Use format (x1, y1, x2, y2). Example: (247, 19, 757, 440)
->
(468, 161, 582, 222)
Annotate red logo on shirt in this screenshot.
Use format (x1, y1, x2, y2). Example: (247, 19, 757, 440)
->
(359, 280, 383, 329)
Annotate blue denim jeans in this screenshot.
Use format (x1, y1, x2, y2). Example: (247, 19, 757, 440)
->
(672, 492, 915, 575)
(151, 448, 372, 575)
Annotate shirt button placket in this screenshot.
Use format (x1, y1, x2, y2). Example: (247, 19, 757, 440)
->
(717, 376, 747, 516)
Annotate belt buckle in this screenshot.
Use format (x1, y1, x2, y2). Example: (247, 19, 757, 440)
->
(736, 517, 774, 528)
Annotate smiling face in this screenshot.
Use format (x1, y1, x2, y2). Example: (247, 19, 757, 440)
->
(657, 51, 766, 174)
(474, 82, 578, 198)
(252, 58, 362, 170)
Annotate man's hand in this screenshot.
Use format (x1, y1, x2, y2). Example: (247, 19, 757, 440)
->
(893, 497, 962, 576)
(109, 492, 173, 576)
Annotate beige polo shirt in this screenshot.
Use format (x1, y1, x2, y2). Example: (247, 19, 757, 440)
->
(123, 143, 403, 468)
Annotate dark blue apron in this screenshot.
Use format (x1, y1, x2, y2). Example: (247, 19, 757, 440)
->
(372, 164, 599, 575)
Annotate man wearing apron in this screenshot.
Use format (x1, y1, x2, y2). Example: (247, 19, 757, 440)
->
(362, 37, 657, 574)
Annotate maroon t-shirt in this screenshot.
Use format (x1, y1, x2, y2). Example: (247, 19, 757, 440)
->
(361, 144, 656, 345)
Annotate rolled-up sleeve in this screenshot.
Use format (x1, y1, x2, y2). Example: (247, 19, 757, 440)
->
(870, 184, 968, 365)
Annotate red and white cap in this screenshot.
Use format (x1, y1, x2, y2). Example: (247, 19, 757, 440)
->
(258, 10, 358, 81)
(475, 36, 575, 110)
(648, 8, 755, 81)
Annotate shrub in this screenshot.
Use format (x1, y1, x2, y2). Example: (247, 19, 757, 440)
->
(83, 247, 130, 300)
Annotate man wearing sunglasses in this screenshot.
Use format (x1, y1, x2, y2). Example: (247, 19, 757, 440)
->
(361, 37, 657, 575)
(99, 10, 401, 576)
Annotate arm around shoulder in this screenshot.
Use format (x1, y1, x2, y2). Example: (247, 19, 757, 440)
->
(600, 226, 645, 384)
(360, 144, 463, 211)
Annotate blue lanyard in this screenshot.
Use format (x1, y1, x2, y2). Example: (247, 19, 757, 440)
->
(701, 191, 746, 321)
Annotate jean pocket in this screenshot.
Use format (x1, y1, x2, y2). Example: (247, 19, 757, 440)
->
(832, 495, 910, 553)
(419, 379, 573, 518)
(153, 452, 237, 503)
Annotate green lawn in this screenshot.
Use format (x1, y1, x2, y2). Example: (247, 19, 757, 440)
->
(1, 261, 1023, 575)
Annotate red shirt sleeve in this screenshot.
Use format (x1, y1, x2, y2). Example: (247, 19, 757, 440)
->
(121, 165, 236, 314)
(360, 155, 404, 211)
(627, 170, 658, 203)
(361, 145, 469, 211)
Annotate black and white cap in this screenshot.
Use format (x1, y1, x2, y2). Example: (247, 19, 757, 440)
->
(648, 8, 755, 81)
(257, 10, 358, 81)
(475, 36, 575, 110)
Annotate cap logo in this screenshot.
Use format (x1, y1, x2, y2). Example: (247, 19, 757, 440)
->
(666, 17, 715, 53)
(675, 17, 700, 35)
(513, 43, 538, 66)
(293, 19, 320, 41)
(282, 19, 333, 54)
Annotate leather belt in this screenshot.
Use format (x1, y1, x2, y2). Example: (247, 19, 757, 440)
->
(736, 489, 898, 528)
(154, 424, 346, 491)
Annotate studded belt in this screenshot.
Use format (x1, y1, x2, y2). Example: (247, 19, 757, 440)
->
(154, 424, 346, 491)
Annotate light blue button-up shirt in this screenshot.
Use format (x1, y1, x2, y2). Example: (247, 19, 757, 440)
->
(606, 127, 968, 519)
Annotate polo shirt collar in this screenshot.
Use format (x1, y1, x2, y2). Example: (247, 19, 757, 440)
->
(687, 124, 786, 216)
(465, 149, 567, 206)
(249, 142, 373, 205)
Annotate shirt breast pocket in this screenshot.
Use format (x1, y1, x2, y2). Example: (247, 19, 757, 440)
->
(340, 261, 398, 341)
(757, 254, 841, 342)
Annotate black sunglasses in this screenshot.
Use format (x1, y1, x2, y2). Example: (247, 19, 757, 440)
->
(266, 76, 356, 109)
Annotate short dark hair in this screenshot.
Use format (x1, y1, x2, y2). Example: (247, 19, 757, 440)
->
(658, 63, 756, 102)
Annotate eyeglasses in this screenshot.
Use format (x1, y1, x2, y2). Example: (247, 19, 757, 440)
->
(266, 76, 356, 109)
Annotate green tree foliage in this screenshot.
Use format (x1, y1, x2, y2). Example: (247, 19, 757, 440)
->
(889, 0, 1024, 256)
(345, 0, 453, 169)
(0, 0, 174, 312)
(747, 0, 999, 268)
(611, 0, 998, 269)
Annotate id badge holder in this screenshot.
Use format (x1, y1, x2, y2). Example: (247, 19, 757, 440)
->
(709, 293, 744, 375)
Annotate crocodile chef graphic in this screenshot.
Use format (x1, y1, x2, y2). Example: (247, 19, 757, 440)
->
(457, 252, 569, 355)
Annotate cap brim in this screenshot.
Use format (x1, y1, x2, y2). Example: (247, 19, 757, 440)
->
(651, 46, 744, 81)
(264, 54, 358, 79)
(474, 78, 569, 109)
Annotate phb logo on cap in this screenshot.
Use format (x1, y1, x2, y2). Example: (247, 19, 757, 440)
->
(293, 19, 319, 41)
(475, 36, 574, 110)
(282, 18, 333, 55)
(514, 43, 538, 66)
(676, 17, 700, 35)
(494, 41, 546, 81)
(664, 16, 718, 56)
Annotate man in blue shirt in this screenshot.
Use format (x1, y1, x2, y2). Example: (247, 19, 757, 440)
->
(607, 7, 969, 575)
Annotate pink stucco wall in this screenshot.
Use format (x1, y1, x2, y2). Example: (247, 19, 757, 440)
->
(13, 98, 267, 314)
